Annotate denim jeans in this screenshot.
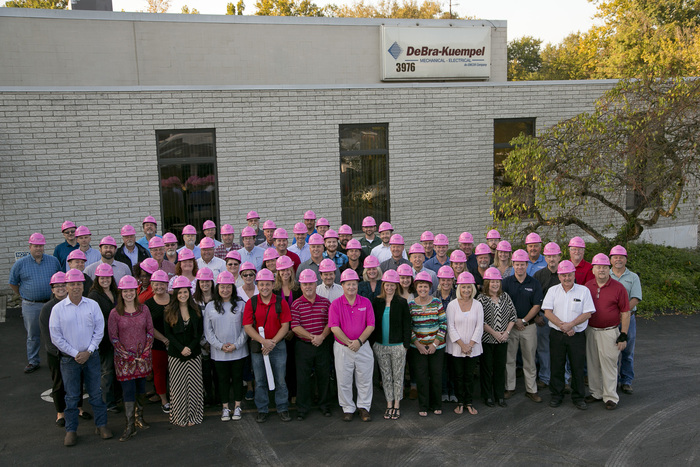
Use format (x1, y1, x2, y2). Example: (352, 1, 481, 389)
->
(250, 340, 288, 413)
(22, 300, 43, 366)
(60, 351, 108, 432)
(536, 317, 550, 384)
(618, 314, 636, 385)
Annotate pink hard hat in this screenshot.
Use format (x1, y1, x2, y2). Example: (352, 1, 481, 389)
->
(408, 243, 426, 255)
(496, 240, 512, 252)
(557, 260, 576, 274)
(273, 228, 289, 240)
(420, 231, 435, 242)
(172, 276, 192, 289)
(308, 233, 325, 245)
(525, 232, 542, 244)
(241, 226, 257, 238)
(389, 234, 404, 245)
(61, 220, 77, 232)
(67, 250, 87, 262)
(511, 249, 529, 262)
(362, 216, 376, 227)
(363, 256, 379, 268)
(65, 269, 85, 283)
(338, 224, 353, 235)
(256, 269, 275, 282)
(75, 226, 91, 237)
(293, 222, 307, 234)
(199, 237, 216, 249)
(140, 258, 159, 274)
(346, 239, 362, 250)
(149, 237, 165, 249)
(162, 232, 178, 244)
(216, 271, 235, 285)
(196, 268, 214, 281)
(324, 229, 339, 239)
(340, 269, 360, 283)
(143, 215, 157, 225)
(240, 261, 256, 272)
(298, 269, 318, 283)
(246, 210, 260, 220)
(120, 225, 136, 236)
(263, 248, 279, 262)
(262, 220, 277, 230)
(437, 265, 455, 279)
(318, 258, 336, 273)
(220, 224, 235, 235)
(568, 236, 586, 249)
(459, 232, 474, 244)
(591, 253, 611, 266)
(28, 232, 46, 245)
(182, 225, 197, 235)
(178, 248, 195, 262)
(483, 267, 503, 281)
(225, 250, 242, 262)
(397, 264, 414, 277)
(303, 210, 316, 220)
(202, 220, 216, 230)
(316, 218, 330, 227)
(450, 250, 467, 263)
(276, 255, 294, 271)
(543, 242, 562, 256)
(118, 276, 139, 290)
(456, 271, 476, 285)
(150, 270, 169, 283)
(415, 271, 433, 284)
(382, 270, 400, 284)
(378, 222, 393, 232)
(95, 263, 113, 277)
(99, 236, 117, 247)
(486, 229, 501, 240)
(610, 245, 627, 257)
(474, 243, 491, 256)
(50, 272, 66, 285)
(433, 234, 449, 246)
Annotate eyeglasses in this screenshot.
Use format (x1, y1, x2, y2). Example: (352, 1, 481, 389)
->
(63, 229, 76, 235)
(241, 273, 255, 278)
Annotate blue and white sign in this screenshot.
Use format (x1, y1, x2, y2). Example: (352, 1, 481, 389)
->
(381, 26, 491, 81)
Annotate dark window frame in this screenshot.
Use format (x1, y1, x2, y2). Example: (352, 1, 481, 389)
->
(493, 118, 537, 218)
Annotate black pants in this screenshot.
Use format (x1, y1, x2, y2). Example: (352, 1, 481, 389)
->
(480, 342, 508, 401)
(214, 359, 245, 405)
(48, 352, 82, 413)
(286, 335, 297, 398)
(295, 338, 331, 414)
(410, 347, 444, 412)
(549, 329, 586, 402)
(202, 355, 219, 405)
(450, 354, 478, 405)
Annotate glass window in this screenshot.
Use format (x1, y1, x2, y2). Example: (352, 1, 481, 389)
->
(494, 118, 536, 217)
(156, 129, 219, 241)
(339, 124, 390, 232)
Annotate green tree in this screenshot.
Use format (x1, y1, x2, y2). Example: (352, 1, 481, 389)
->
(507, 36, 542, 81)
(3, 0, 66, 7)
(255, 0, 325, 16)
(332, 0, 451, 18)
(226, 2, 235, 14)
(181, 4, 199, 13)
(492, 77, 700, 247)
(237, 0, 245, 14)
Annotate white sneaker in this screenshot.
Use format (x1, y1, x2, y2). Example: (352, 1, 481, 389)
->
(449, 395, 458, 403)
(442, 394, 449, 402)
(232, 406, 242, 421)
(221, 408, 232, 422)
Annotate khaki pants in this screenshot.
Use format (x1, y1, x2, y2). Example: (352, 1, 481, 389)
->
(334, 341, 374, 414)
(585, 326, 620, 404)
(506, 324, 537, 394)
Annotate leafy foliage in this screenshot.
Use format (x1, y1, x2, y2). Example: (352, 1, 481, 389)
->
(3, 0, 66, 7)
(331, 0, 452, 19)
(507, 36, 543, 81)
(181, 5, 199, 13)
(146, 0, 170, 13)
(254, 0, 326, 16)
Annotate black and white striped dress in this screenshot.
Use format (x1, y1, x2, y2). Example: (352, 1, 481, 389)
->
(478, 293, 516, 344)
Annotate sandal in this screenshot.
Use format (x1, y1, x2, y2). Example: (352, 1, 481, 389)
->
(433, 409, 442, 415)
(419, 411, 428, 417)
(454, 404, 464, 415)
(384, 408, 393, 420)
(391, 409, 401, 420)
(466, 404, 478, 415)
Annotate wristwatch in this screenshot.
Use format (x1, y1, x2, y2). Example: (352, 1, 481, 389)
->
(521, 319, 529, 327)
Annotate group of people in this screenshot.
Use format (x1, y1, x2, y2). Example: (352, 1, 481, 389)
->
(9, 210, 642, 447)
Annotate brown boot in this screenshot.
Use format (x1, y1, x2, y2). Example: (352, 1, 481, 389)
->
(135, 395, 150, 430)
(119, 402, 137, 442)
(64, 431, 77, 447)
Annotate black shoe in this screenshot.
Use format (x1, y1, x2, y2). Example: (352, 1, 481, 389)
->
(24, 363, 40, 374)
(296, 412, 307, 421)
(107, 405, 121, 414)
(56, 417, 66, 427)
(497, 399, 507, 408)
(256, 412, 268, 423)
(322, 407, 332, 417)
(563, 385, 572, 394)
(549, 398, 563, 408)
(279, 411, 292, 422)
(621, 384, 634, 395)
(79, 411, 93, 420)
(584, 395, 602, 403)
(485, 398, 495, 407)
(574, 400, 588, 410)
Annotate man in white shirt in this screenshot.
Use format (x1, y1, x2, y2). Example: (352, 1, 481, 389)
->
(316, 259, 344, 303)
(197, 237, 226, 277)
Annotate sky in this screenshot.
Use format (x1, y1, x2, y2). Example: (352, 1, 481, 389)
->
(110, 0, 600, 45)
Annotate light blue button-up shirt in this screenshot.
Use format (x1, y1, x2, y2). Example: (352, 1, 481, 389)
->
(49, 296, 104, 357)
(238, 245, 265, 271)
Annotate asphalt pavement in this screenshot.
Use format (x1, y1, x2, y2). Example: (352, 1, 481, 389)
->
(0, 308, 698, 466)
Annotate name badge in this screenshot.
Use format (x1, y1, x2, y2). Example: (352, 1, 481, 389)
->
(525, 288, 533, 292)
(358, 307, 366, 311)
